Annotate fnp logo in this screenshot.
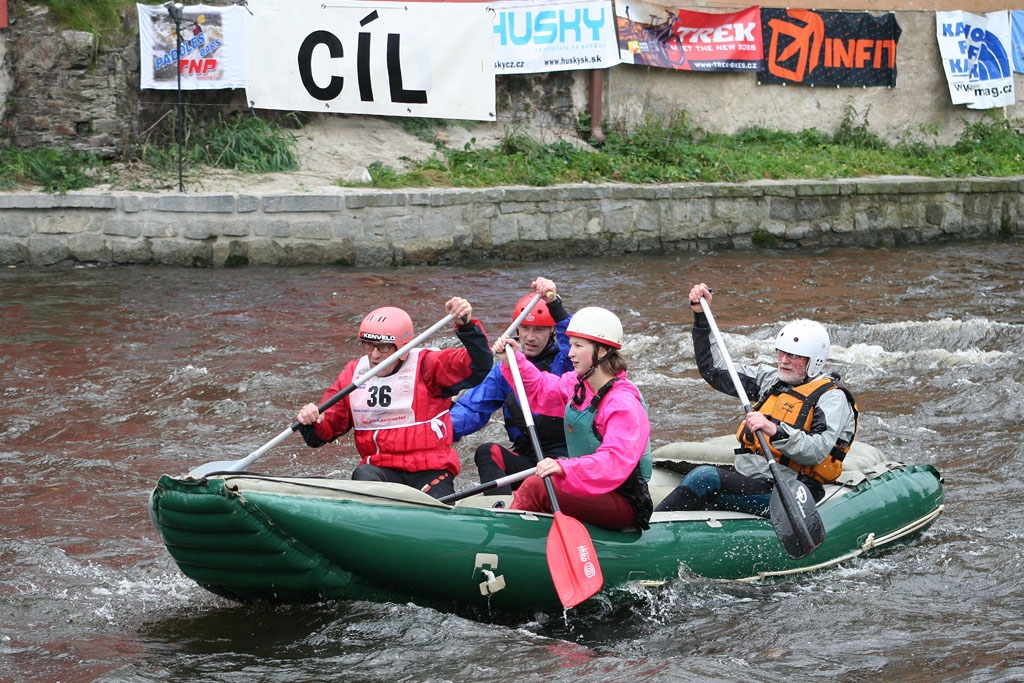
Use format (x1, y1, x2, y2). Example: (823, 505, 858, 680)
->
(493, 7, 606, 46)
(941, 21, 1011, 80)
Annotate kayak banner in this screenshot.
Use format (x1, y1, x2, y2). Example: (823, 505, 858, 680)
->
(758, 9, 901, 87)
(937, 10, 1015, 109)
(491, 0, 621, 75)
(243, 0, 496, 120)
(615, 2, 762, 72)
(137, 3, 246, 90)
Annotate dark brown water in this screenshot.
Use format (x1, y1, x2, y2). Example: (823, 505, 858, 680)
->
(2, 241, 1022, 682)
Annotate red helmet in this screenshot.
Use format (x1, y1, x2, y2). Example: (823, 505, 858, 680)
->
(513, 294, 556, 327)
(359, 307, 414, 346)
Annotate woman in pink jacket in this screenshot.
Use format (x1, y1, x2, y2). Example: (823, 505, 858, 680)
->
(493, 294, 653, 531)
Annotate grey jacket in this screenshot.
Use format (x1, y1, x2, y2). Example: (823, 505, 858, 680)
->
(692, 312, 857, 484)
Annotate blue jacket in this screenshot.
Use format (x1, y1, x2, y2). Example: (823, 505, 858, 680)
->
(452, 307, 572, 457)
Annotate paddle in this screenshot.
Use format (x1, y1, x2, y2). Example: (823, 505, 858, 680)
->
(436, 291, 555, 503)
(699, 296, 826, 560)
(438, 467, 536, 504)
(187, 313, 457, 478)
(503, 293, 604, 608)
(438, 292, 557, 503)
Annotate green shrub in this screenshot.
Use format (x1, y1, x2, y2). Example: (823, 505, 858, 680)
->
(42, 0, 135, 48)
(0, 147, 103, 193)
(189, 115, 299, 173)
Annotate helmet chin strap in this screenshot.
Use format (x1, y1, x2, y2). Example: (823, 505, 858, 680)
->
(572, 348, 607, 405)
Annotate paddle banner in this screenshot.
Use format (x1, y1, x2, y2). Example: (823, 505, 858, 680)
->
(613, 1, 761, 71)
(758, 9, 901, 87)
(936, 11, 1015, 109)
(492, 0, 621, 75)
(243, 0, 495, 120)
(1011, 11, 1024, 73)
(137, 3, 246, 90)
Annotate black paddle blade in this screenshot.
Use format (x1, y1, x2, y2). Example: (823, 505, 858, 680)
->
(769, 477, 826, 560)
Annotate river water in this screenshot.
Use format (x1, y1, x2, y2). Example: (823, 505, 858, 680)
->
(2, 240, 1022, 682)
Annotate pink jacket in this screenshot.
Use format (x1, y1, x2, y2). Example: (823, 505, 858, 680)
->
(501, 351, 650, 497)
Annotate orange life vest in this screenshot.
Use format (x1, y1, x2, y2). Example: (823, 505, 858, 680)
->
(736, 375, 858, 484)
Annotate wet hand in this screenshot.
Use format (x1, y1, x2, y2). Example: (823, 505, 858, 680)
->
(532, 277, 557, 301)
(744, 411, 776, 436)
(446, 297, 472, 325)
(297, 403, 322, 425)
(689, 283, 712, 311)
(535, 457, 564, 478)
(491, 334, 520, 355)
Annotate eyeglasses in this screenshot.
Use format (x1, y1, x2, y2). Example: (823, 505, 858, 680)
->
(360, 340, 398, 355)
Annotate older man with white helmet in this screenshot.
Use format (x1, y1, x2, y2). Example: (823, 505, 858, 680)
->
(656, 283, 858, 515)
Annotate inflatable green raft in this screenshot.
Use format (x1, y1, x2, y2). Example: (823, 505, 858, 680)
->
(150, 438, 943, 614)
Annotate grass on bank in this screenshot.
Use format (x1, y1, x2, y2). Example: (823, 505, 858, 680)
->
(1, 108, 1022, 193)
(0, 115, 300, 193)
(138, 115, 300, 175)
(35, 0, 135, 49)
(360, 109, 1024, 189)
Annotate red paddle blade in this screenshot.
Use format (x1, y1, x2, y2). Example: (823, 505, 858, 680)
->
(546, 511, 604, 608)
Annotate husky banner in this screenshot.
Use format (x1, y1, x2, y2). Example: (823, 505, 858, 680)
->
(758, 9, 900, 87)
(1012, 10, 1024, 74)
(937, 11, 1015, 109)
(614, 1, 762, 71)
(244, 0, 495, 120)
(492, 0, 620, 75)
(137, 3, 245, 90)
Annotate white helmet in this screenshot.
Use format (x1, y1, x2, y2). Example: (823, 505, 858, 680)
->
(567, 307, 623, 349)
(775, 319, 830, 378)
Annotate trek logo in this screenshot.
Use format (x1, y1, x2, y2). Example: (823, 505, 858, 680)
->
(675, 22, 757, 45)
(760, 9, 901, 87)
(493, 7, 606, 46)
(297, 11, 427, 105)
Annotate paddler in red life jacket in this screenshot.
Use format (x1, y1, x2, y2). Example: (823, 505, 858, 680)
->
(656, 283, 858, 515)
(491, 289, 654, 532)
(295, 298, 491, 499)
(451, 277, 575, 495)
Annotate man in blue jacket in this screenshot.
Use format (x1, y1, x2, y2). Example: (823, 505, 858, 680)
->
(451, 277, 573, 494)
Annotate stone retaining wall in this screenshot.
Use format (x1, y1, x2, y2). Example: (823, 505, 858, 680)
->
(1, 177, 1021, 267)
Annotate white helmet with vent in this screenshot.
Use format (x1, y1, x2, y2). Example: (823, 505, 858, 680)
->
(567, 307, 623, 349)
(775, 319, 830, 378)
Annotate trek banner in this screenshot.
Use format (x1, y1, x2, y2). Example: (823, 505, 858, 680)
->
(137, 3, 245, 90)
(243, 0, 495, 121)
(936, 10, 1015, 109)
(1011, 11, 1024, 73)
(758, 9, 901, 87)
(492, 0, 621, 75)
(613, 1, 762, 72)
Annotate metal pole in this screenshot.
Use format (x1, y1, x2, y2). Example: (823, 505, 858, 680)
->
(166, 2, 185, 193)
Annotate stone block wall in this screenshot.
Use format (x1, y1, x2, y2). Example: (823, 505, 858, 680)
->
(0, 177, 1020, 267)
